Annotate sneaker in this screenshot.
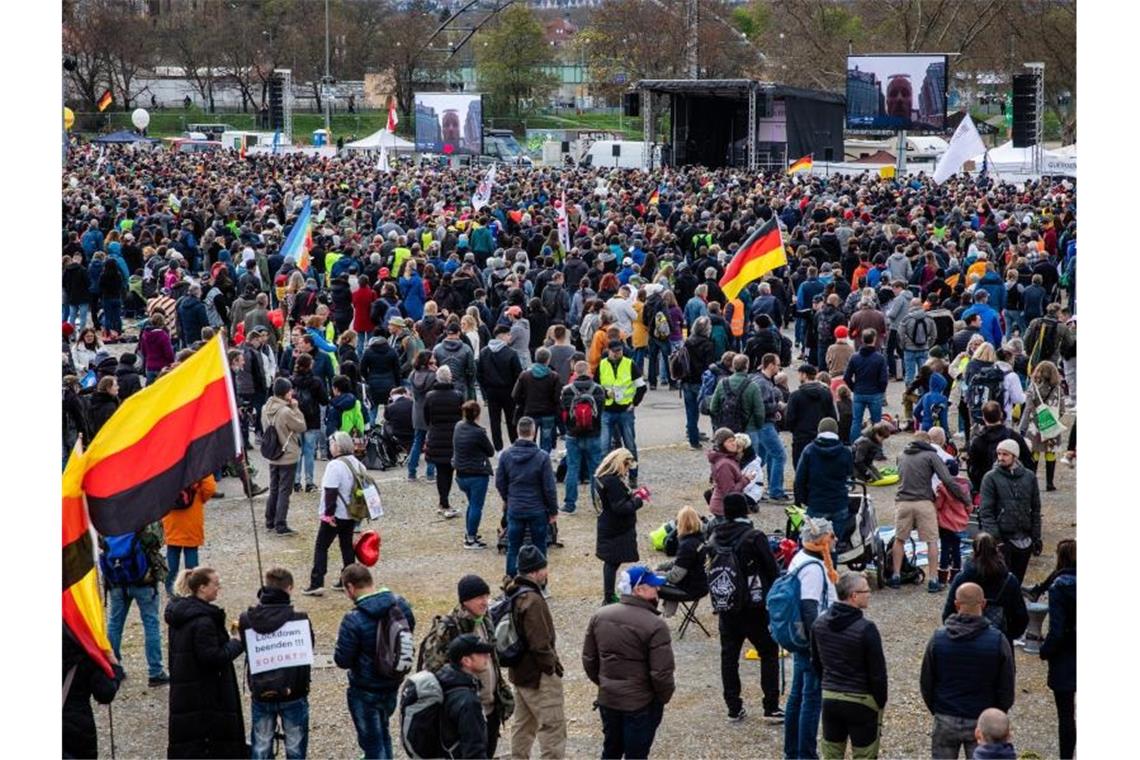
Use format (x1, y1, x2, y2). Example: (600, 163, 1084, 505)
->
(1060, 454, 1074, 468)
(690, 442, 703, 450)
(301, 585, 324, 596)
(728, 707, 748, 723)
(332, 580, 344, 591)
(766, 493, 793, 503)
(249, 485, 268, 497)
(559, 505, 577, 515)
(305, 483, 317, 493)
(464, 537, 488, 550)
(276, 526, 298, 536)
(438, 508, 459, 519)
(265, 523, 274, 531)
(293, 483, 302, 493)
(148, 673, 171, 687)
(425, 472, 436, 483)
(762, 708, 785, 723)
(407, 473, 418, 482)
(629, 478, 639, 490)
(927, 580, 944, 594)
(887, 576, 901, 590)
(698, 432, 710, 441)
(211, 492, 225, 500)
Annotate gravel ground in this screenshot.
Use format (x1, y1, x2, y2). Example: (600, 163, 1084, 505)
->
(92, 346, 1074, 759)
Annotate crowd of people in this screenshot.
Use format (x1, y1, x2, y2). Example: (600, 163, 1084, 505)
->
(62, 144, 1077, 759)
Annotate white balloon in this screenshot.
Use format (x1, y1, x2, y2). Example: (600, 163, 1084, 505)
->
(132, 108, 150, 130)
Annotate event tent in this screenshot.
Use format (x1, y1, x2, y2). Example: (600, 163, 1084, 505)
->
(344, 130, 415, 152)
(970, 141, 1076, 176)
(91, 130, 161, 145)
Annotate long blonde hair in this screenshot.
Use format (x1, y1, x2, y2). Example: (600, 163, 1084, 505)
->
(676, 505, 702, 537)
(595, 447, 635, 480)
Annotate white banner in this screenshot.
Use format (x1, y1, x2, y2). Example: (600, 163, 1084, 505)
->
(244, 619, 314, 675)
(556, 191, 570, 253)
(933, 114, 987, 184)
(471, 165, 496, 211)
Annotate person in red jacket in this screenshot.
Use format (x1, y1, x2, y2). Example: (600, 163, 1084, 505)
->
(351, 274, 377, 362)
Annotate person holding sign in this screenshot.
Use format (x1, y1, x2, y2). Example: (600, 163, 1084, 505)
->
(239, 567, 315, 760)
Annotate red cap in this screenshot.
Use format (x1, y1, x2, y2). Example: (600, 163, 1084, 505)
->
(354, 530, 381, 567)
(379, 267, 390, 279)
(834, 325, 849, 340)
(63, 322, 76, 338)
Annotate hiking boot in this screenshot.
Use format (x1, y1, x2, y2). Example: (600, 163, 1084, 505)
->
(301, 585, 324, 597)
(148, 673, 170, 687)
(763, 708, 785, 723)
(727, 707, 748, 723)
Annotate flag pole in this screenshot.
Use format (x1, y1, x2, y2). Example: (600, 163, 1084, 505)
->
(218, 334, 265, 583)
(107, 702, 116, 758)
(240, 456, 266, 583)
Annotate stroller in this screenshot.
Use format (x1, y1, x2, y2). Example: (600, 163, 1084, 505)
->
(782, 482, 888, 586)
(362, 423, 407, 472)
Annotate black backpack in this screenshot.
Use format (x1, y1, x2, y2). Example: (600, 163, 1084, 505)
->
(706, 529, 758, 614)
(967, 366, 1008, 421)
(714, 377, 747, 432)
(1028, 319, 1059, 364)
(260, 423, 285, 461)
(668, 344, 692, 382)
(374, 599, 416, 680)
(908, 315, 931, 347)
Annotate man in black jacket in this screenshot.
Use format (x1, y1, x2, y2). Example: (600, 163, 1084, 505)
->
(239, 567, 315, 759)
(478, 324, 523, 451)
(967, 402, 1036, 494)
(743, 315, 782, 371)
(784, 364, 838, 467)
(710, 493, 783, 723)
(811, 573, 888, 759)
(681, 318, 718, 449)
(438, 634, 495, 759)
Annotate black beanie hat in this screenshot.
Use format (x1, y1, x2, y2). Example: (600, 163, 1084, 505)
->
(724, 492, 749, 520)
(516, 544, 548, 574)
(457, 574, 491, 604)
(119, 352, 137, 366)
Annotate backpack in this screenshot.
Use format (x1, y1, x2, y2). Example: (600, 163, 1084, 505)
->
(339, 456, 381, 521)
(99, 533, 149, 586)
(779, 333, 793, 368)
(766, 559, 829, 654)
(566, 386, 599, 437)
(714, 377, 747, 432)
(966, 366, 1008, 421)
(908, 315, 930, 347)
(697, 368, 720, 415)
(706, 529, 759, 614)
(246, 616, 312, 702)
(399, 670, 458, 759)
(489, 587, 534, 667)
(259, 418, 286, 461)
(668, 344, 692, 382)
(374, 597, 416, 680)
(1027, 319, 1059, 365)
(653, 310, 670, 340)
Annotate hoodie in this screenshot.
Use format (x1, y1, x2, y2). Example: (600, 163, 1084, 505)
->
(360, 337, 402, 402)
(915, 372, 950, 431)
(512, 363, 561, 418)
(495, 439, 558, 517)
(261, 395, 307, 465)
(920, 613, 1015, 719)
(433, 337, 476, 399)
(477, 339, 522, 396)
(784, 381, 838, 444)
(809, 601, 888, 708)
(334, 590, 416, 693)
(794, 434, 854, 519)
(437, 663, 488, 759)
(325, 392, 365, 436)
(973, 742, 1017, 759)
(896, 440, 969, 504)
(238, 586, 314, 701)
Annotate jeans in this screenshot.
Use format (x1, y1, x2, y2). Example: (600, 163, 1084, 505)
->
(755, 423, 787, 498)
(406, 429, 435, 479)
(356, 331, 368, 362)
(102, 298, 123, 334)
(632, 346, 647, 377)
(165, 546, 200, 595)
(599, 700, 664, 759)
(938, 528, 962, 574)
(506, 512, 549, 577)
(346, 686, 398, 759)
(1003, 309, 1026, 337)
(784, 651, 823, 759)
(310, 517, 356, 588)
(681, 382, 701, 446)
(600, 409, 639, 467)
(534, 414, 557, 453)
(295, 430, 319, 487)
(251, 697, 310, 759)
(68, 302, 90, 330)
(719, 609, 780, 715)
(931, 713, 977, 759)
(795, 316, 807, 347)
(265, 463, 295, 530)
(456, 474, 490, 539)
(647, 338, 671, 387)
(106, 584, 164, 679)
(850, 393, 884, 442)
(562, 435, 602, 512)
(903, 349, 927, 385)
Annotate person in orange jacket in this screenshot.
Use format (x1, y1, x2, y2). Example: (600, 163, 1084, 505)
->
(162, 474, 216, 594)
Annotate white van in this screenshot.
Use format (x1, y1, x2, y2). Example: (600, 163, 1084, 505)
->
(579, 140, 657, 170)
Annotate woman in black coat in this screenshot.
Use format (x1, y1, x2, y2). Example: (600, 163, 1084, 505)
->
(593, 447, 646, 605)
(658, 505, 709, 613)
(941, 533, 1028, 646)
(62, 628, 124, 759)
(1040, 539, 1077, 759)
(164, 567, 245, 759)
(424, 365, 465, 518)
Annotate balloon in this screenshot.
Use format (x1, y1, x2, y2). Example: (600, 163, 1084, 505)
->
(63, 107, 75, 131)
(131, 108, 150, 130)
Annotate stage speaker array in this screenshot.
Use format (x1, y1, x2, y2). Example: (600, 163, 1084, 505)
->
(622, 92, 640, 117)
(1011, 73, 1038, 149)
(269, 73, 286, 131)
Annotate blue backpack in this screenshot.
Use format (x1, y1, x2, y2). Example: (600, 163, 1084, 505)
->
(766, 559, 829, 654)
(100, 533, 149, 586)
(697, 368, 720, 416)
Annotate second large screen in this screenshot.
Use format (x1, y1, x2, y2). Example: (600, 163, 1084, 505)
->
(415, 93, 483, 155)
(846, 54, 948, 131)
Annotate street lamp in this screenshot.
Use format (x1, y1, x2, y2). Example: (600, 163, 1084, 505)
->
(323, 0, 331, 134)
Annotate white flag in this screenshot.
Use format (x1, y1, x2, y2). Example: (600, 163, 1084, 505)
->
(556, 191, 570, 254)
(169, 192, 181, 213)
(377, 145, 389, 172)
(933, 114, 988, 184)
(472, 165, 496, 211)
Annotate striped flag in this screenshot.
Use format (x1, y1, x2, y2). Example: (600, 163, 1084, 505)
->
(718, 218, 787, 300)
(788, 154, 813, 174)
(387, 98, 399, 133)
(556, 191, 570, 254)
(281, 197, 314, 272)
(648, 186, 661, 205)
(81, 336, 241, 536)
(97, 89, 113, 112)
(63, 441, 114, 678)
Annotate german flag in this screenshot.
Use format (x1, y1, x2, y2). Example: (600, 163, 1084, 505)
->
(97, 89, 113, 113)
(788, 154, 813, 174)
(648, 186, 660, 205)
(719, 218, 787, 300)
(81, 335, 241, 536)
(63, 443, 114, 678)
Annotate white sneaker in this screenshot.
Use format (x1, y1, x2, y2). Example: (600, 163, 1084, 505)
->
(438, 508, 459, 519)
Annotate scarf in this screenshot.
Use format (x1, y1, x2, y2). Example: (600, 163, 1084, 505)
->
(802, 538, 839, 585)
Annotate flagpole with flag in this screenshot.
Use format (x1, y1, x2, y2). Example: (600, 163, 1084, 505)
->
(788, 153, 813, 175)
(933, 113, 988, 184)
(472, 165, 496, 211)
(718, 217, 788, 300)
(280, 197, 314, 272)
(556, 191, 570, 255)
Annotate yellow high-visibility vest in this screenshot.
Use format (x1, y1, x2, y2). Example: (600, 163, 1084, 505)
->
(598, 357, 634, 406)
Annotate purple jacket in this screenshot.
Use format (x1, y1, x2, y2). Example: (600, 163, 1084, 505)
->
(138, 327, 175, 373)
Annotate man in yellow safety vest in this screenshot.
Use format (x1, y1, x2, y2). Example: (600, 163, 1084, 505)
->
(593, 340, 647, 488)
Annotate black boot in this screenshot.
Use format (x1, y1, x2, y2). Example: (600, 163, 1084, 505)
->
(1046, 460, 1057, 491)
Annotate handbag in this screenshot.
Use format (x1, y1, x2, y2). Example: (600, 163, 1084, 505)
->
(1034, 403, 1065, 441)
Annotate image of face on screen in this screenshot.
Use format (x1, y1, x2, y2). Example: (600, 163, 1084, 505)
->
(886, 75, 913, 119)
(441, 109, 461, 149)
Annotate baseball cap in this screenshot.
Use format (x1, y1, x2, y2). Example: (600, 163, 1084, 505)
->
(620, 567, 666, 593)
(447, 633, 495, 664)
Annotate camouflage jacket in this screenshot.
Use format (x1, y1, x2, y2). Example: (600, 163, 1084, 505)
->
(416, 605, 514, 722)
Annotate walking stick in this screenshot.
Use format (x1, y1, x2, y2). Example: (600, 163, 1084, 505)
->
(107, 703, 116, 759)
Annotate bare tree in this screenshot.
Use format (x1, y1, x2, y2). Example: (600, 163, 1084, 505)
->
(162, 2, 221, 112)
(63, 17, 109, 110)
(101, 2, 158, 111)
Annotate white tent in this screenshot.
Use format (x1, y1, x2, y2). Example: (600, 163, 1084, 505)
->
(344, 130, 415, 152)
(969, 141, 1076, 176)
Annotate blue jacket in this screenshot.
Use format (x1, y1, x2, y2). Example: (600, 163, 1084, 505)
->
(916, 373, 950, 431)
(1040, 568, 1076, 692)
(87, 258, 105, 295)
(684, 297, 709, 328)
(495, 439, 558, 518)
(796, 278, 824, 310)
(962, 304, 1003, 347)
(920, 614, 1015, 720)
(176, 296, 209, 349)
(977, 272, 1006, 312)
(398, 274, 426, 321)
(843, 346, 889, 396)
(794, 435, 853, 519)
(333, 590, 416, 694)
(82, 228, 104, 258)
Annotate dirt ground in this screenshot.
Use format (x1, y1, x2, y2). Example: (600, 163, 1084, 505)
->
(93, 360, 1074, 759)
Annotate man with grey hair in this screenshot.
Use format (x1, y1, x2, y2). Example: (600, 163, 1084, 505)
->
(749, 280, 784, 327)
(811, 572, 887, 760)
(847, 296, 886, 350)
(303, 431, 368, 595)
(605, 284, 637, 336)
(685, 284, 710, 329)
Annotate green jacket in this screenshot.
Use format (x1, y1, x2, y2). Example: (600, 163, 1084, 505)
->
(416, 605, 514, 721)
(709, 372, 765, 431)
(339, 399, 366, 435)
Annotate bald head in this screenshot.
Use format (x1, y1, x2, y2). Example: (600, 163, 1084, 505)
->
(954, 582, 985, 614)
(975, 708, 1011, 745)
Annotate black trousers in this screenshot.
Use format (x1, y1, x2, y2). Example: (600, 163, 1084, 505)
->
(718, 608, 780, 714)
(486, 706, 501, 759)
(485, 393, 517, 451)
(821, 696, 881, 757)
(434, 462, 455, 509)
(599, 700, 663, 760)
(264, 463, 294, 530)
(1055, 689, 1075, 759)
(603, 561, 621, 603)
(1000, 542, 1033, 584)
(885, 330, 903, 379)
(310, 517, 355, 588)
